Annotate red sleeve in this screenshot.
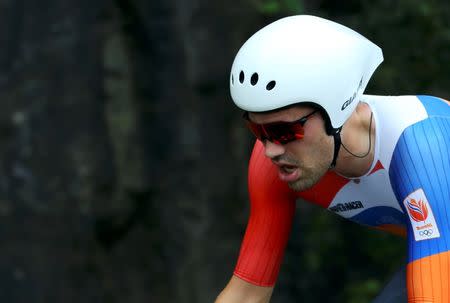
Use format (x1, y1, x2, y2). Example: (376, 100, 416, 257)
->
(233, 140, 296, 286)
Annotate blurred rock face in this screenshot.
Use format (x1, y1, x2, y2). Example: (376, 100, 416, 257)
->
(0, 1, 255, 302)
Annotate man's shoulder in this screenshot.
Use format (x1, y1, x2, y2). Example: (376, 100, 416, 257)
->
(363, 94, 450, 116)
(414, 95, 450, 117)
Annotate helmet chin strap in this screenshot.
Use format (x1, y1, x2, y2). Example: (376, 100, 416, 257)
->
(330, 128, 342, 168)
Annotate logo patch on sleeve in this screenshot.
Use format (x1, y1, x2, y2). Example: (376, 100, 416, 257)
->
(403, 188, 440, 241)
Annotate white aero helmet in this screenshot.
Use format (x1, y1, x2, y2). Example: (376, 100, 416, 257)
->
(230, 15, 383, 130)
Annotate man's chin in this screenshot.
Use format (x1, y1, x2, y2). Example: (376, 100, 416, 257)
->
(287, 179, 315, 192)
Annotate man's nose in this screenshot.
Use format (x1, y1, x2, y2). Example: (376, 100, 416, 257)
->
(264, 140, 285, 158)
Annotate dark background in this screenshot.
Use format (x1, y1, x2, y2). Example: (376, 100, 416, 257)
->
(0, 0, 449, 302)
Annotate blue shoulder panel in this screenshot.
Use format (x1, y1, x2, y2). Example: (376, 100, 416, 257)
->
(417, 95, 450, 117)
(389, 114, 450, 263)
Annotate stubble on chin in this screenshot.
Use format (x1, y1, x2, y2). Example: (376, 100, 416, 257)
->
(287, 163, 329, 192)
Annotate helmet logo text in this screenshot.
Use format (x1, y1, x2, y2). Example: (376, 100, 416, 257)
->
(341, 78, 363, 111)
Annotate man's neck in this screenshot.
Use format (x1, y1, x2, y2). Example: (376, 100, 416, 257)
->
(333, 102, 376, 178)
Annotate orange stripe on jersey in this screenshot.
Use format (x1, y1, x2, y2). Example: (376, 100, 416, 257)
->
(374, 224, 406, 237)
(407, 250, 450, 302)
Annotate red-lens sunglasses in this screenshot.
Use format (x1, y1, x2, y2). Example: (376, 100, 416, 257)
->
(243, 110, 318, 145)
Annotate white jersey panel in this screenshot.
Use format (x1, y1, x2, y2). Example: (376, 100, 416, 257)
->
(327, 95, 429, 226)
(363, 95, 428, 166)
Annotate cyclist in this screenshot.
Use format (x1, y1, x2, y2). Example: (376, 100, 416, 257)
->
(215, 15, 450, 303)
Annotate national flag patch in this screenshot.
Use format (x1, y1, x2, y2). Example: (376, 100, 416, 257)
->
(403, 188, 440, 241)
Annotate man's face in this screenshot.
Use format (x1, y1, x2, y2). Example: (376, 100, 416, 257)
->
(248, 106, 333, 191)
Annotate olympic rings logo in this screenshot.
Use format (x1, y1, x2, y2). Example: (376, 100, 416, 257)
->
(419, 229, 433, 236)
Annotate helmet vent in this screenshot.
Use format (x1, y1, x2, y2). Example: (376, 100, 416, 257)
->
(266, 80, 276, 90)
(231, 74, 234, 85)
(250, 73, 259, 86)
(239, 71, 245, 83)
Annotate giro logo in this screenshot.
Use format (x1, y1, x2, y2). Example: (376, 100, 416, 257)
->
(406, 198, 428, 222)
(403, 188, 440, 241)
(341, 77, 363, 111)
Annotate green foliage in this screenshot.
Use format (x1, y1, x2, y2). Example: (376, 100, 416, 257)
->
(259, 0, 280, 14)
(254, 0, 304, 16)
(345, 279, 382, 303)
(351, 0, 450, 96)
(283, 0, 303, 14)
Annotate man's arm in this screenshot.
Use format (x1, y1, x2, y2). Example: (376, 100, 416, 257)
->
(216, 141, 296, 302)
(215, 275, 274, 303)
(389, 111, 450, 302)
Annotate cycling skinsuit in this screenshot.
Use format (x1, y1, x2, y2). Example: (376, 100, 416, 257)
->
(233, 95, 450, 302)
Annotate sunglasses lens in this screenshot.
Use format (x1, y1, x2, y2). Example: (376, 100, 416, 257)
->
(246, 120, 305, 144)
(265, 123, 305, 144)
(244, 110, 317, 144)
(246, 121, 265, 141)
